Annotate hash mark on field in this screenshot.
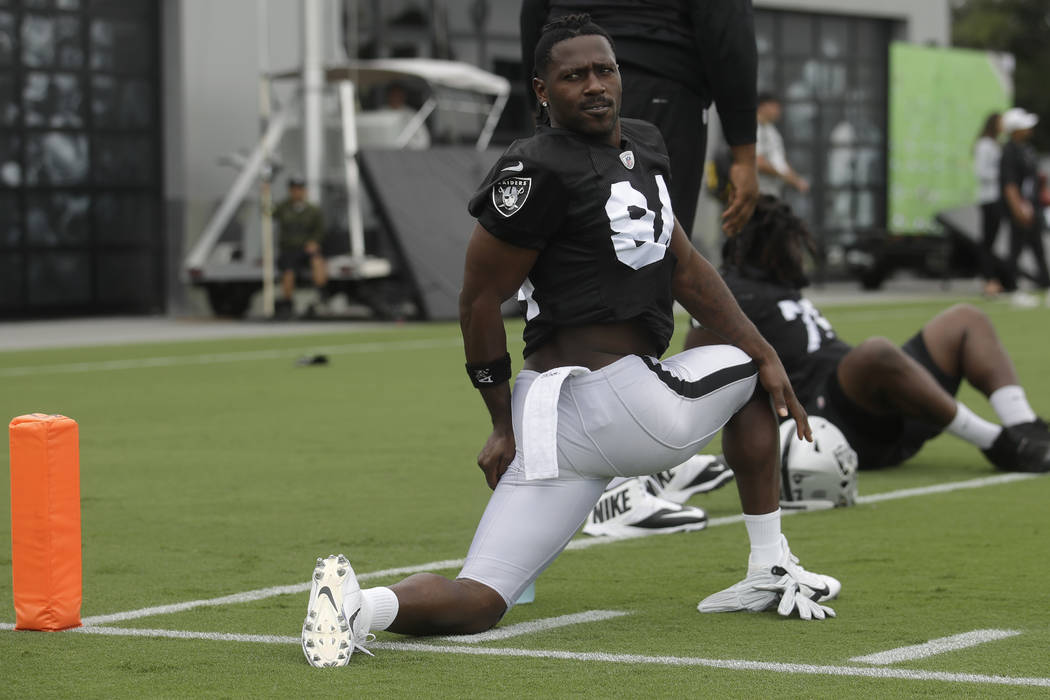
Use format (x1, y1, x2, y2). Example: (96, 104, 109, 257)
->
(850, 629, 1022, 665)
(439, 610, 629, 643)
(7, 624, 1048, 688)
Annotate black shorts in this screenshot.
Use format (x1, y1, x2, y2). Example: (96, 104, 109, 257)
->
(806, 332, 962, 470)
(277, 248, 313, 273)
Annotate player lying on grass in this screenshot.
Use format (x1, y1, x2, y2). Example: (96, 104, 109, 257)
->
(596, 195, 1050, 531)
(709, 195, 1050, 475)
(301, 15, 841, 667)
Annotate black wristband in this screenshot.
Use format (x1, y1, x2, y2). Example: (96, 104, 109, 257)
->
(465, 353, 512, 388)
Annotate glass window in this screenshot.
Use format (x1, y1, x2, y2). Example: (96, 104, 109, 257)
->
(780, 14, 812, 56)
(91, 134, 153, 185)
(782, 99, 817, 144)
(90, 17, 149, 73)
(0, 252, 24, 307)
(819, 17, 848, 59)
(96, 250, 155, 305)
(0, 11, 15, 66)
(756, 58, 776, 94)
(24, 71, 84, 127)
(88, 0, 149, 17)
(94, 193, 156, 244)
(25, 132, 88, 185)
(1, 133, 22, 186)
(0, 191, 20, 246)
(91, 75, 152, 127)
(0, 73, 17, 125)
(22, 14, 81, 68)
(855, 21, 885, 59)
(26, 192, 90, 246)
(783, 58, 851, 102)
(754, 12, 774, 56)
(27, 251, 90, 305)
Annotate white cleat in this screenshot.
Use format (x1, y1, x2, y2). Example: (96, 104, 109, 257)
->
(302, 554, 372, 667)
(583, 477, 708, 538)
(647, 454, 735, 504)
(697, 536, 839, 620)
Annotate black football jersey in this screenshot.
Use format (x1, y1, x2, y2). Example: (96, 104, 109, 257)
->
(721, 268, 851, 406)
(469, 118, 677, 358)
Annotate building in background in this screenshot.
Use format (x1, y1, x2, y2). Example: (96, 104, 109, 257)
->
(0, 0, 162, 318)
(0, 0, 951, 318)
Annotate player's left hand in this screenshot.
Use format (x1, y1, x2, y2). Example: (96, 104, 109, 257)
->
(757, 355, 812, 442)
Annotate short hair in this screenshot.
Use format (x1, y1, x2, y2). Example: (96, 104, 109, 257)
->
(533, 13, 615, 80)
(757, 92, 780, 106)
(722, 195, 817, 288)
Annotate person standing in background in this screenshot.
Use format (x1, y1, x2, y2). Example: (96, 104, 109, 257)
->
(520, 0, 760, 239)
(998, 108, 1049, 308)
(974, 112, 1003, 298)
(755, 93, 809, 197)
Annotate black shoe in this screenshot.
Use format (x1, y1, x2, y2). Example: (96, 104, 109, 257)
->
(1009, 418, 1050, 443)
(982, 426, 1050, 473)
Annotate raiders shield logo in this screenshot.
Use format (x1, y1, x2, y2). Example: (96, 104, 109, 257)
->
(619, 150, 635, 169)
(492, 176, 531, 217)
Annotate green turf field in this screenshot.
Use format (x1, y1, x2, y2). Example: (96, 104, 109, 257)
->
(2, 298, 1049, 698)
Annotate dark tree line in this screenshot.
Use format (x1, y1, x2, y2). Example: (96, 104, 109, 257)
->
(952, 0, 1050, 150)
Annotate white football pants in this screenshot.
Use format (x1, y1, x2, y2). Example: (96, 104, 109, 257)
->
(458, 345, 757, 605)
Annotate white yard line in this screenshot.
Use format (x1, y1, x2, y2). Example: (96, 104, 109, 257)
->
(854, 473, 1035, 504)
(438, 610, 629, 643)
(0, 337, 463, 377)
(79, 558, 466, 626)
(850, 629, 1023, 666)
(74, 472, 1036, 627)
(2, 623, 1046, 688)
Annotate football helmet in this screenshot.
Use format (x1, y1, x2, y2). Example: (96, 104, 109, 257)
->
(778, 417, 858, 510)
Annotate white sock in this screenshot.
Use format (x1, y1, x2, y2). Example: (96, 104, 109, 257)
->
(743, 509, 782, 568)
(946, 403, 1001, 449)
(989, 385, 1038, 427)
(358, 587, 399, 632)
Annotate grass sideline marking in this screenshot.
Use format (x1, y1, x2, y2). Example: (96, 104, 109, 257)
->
(850, 629, 1023, 665)
(2, 623, 1047, 688)
(0, 337, 464, 377)
(438, 610, 629, 643)
(73, 472, 1036, 627)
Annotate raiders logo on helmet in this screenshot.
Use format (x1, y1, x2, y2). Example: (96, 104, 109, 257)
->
(492, 177, 531, 218)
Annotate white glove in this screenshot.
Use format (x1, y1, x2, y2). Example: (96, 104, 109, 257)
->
(757, 571, 837, 620)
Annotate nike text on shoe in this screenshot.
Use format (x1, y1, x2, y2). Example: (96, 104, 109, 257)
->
(697, 535, 839, 620)
(582, 477, 708, 537)
(982, 425, 1050, 473)
(302, 554, 372, 667)
(647, 454, 735, 504)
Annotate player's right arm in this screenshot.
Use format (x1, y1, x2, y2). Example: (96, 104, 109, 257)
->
(459, 224, 539, 489)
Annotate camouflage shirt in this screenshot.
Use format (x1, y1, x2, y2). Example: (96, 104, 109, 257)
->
(272, 199, 324, 251)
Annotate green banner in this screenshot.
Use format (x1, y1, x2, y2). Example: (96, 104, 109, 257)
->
(889, 42, 1011, 234)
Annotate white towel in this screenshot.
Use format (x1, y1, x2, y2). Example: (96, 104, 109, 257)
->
(522, 366, 591, 480)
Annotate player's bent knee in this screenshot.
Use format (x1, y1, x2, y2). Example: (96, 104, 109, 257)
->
(943, 302, 988, 327)
(851, 336, 905, 371)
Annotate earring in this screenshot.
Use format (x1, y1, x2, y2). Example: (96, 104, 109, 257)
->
(541, 101, 548, 108)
